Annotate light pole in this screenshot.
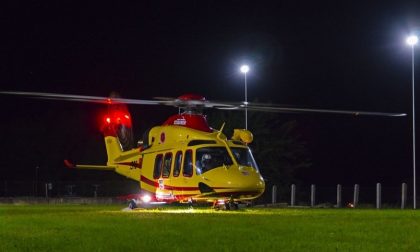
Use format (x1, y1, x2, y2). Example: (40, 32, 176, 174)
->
(407, 34, 418, 209)
(240, 65, 250, 129)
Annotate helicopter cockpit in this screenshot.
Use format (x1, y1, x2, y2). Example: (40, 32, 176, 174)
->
(230, 147, 259, 170)
(195, 145, 259, 175)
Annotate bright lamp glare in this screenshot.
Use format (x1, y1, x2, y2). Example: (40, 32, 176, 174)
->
(407, 35, 419, 46)
(141, 195, 151, 203)
(240, 65, 249, 73)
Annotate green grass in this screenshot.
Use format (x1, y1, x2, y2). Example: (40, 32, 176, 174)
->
(1, 204, 420, 251)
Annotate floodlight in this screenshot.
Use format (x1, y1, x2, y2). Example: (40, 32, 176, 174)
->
(240, 65, 249, 73)
(407, 35, 419, 46)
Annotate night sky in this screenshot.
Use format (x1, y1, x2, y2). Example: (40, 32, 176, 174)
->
(1, 1, 420, 188)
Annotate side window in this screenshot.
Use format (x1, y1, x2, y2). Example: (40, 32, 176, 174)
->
(183, 149, 193, 177)
(153, 154, 163, 179)
(162, 153, 173, 178)
(173, 151, 182, 177)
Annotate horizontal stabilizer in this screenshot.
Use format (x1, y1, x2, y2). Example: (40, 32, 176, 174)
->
(64, 160, 115, 171)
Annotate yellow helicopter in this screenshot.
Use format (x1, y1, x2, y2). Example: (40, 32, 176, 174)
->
(0, 91, 406, 209)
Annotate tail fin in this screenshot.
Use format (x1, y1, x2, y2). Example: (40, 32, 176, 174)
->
(104, 136, 124, 164)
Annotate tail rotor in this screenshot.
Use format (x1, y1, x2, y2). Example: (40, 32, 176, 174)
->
(101, 93, 135, 151)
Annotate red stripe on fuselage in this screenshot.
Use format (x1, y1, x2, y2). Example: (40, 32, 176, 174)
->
(140, 175, 238, 191)
(140, 175, 199, 191)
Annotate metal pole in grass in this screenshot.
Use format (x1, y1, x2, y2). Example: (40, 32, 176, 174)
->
(376, 183, 381, 209)
(291, 184, 296, 206)
(45, 183, 48, 199)
(402, 183, 407, 209)
(272, 185, 277, 204)
(353, 184, 359, 208)
(337, 184, 342, 208)
(93, 184, 99, 198)
(311, 184, 316, 207)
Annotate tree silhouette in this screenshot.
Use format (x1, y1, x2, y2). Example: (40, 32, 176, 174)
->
(207, 109, 311, 200)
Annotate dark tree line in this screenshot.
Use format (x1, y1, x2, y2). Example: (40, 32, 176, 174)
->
(208, 109, 312, 199)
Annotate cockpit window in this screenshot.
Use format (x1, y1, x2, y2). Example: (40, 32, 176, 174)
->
(195, 147, 233, 174)
(231, 147, 259, 171)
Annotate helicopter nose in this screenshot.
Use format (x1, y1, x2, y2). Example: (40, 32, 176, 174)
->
(205, 165, 265, 194)
(198, 165, 265, 199)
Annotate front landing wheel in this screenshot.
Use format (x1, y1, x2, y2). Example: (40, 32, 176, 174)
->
(224, 202, 238, 210)
(128, 199, 137, 209)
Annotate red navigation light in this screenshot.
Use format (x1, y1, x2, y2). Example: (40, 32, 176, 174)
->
(103, 112, 132, 127)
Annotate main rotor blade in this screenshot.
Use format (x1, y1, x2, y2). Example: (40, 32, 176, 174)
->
(153, 96, 235, 108)
(0, 91, 163, 105)
(0, 91, 236, 109)
(0, 91, 406, 117)
(216, 103, 407, 117)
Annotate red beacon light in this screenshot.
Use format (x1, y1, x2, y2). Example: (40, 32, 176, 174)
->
(162, 94, 212, 132)
(102, 112, 132, 136)
(177, 94, 206, 102)
(103, 112, 132, 126)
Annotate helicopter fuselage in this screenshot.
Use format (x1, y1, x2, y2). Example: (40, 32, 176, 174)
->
(110, 123, 265, 203)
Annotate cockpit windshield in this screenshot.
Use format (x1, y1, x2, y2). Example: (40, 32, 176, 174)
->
(195, 147, 233, 175)
(231, 147, 259, 171)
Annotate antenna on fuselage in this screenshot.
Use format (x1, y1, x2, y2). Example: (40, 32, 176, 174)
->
(217, 123, 225, 139)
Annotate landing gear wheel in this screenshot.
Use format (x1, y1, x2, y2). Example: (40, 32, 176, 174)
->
(226, 196, 238, 210)
(128, 199, 137, 209)
(224, 202, 238, 210)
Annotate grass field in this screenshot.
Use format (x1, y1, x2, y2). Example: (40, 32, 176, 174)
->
(1, 204, 420, 251)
